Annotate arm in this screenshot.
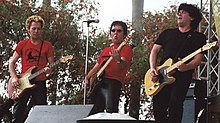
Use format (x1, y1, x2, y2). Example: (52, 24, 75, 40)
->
(45, 42, 55, 74)
(149, 44, 162, 81)
(45, 56, 54, 74)
(85, 63, 101, 84)
(177, 53, 204, 72)
(8, 51, 20, 86)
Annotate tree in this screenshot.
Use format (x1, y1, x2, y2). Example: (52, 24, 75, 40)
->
(129, 0, 144, 119)
(0, 1, 99, 122)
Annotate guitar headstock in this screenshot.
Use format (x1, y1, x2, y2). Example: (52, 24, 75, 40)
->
(123, 30, 135, 44)
(117, 30, 135, 48)
(59, 55, 73, 63)
(202, 41, 217, 51)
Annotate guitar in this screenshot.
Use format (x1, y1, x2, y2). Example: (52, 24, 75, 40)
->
(144, 41, 217, 96)
(87, 30, 135, 99)
(7, 55, 73, 100)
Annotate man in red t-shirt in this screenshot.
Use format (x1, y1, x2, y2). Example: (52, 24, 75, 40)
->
(85, 21, 134, 115)
(8, 15, 54, 123)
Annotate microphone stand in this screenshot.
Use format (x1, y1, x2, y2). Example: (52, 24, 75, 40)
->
(83, 22, 91, 105)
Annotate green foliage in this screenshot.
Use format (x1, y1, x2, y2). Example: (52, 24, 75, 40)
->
(0, 0, 99, 106)
(86, 33, 111, 73)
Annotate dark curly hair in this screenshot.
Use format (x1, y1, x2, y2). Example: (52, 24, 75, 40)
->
(178, 3, 202, 31)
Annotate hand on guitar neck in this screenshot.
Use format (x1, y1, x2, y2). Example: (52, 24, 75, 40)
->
(44, 66, 53, 74)
(176, 57, 189, 72)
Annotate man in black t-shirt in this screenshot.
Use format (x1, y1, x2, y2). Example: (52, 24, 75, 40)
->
(149, 3, 206, 123)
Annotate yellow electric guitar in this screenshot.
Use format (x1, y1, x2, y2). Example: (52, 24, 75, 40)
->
(7, 55, 73, 100)
(144, 41, 217, 96)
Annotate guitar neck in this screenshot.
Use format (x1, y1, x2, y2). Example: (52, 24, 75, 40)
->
(166, 48, 202, 73)
(96, 30, 135, 78)
(29, 60, 60, 80)
(96, 42, 125, 77)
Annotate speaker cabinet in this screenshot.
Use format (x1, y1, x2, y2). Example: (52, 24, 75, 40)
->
(207, 94, 220, 123)
(182, 83, 195, 123)
(182, 80, 207, 123)
(25, 105, 93, 123)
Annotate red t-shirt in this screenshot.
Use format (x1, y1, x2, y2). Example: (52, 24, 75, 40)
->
(15, 39, 54, 81)
(97, 44, 133, 83)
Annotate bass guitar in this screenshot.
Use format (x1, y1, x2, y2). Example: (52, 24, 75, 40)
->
(87, 30, 135, 99)
(144, 41, 217, 96)
(7, 55, 73, 100)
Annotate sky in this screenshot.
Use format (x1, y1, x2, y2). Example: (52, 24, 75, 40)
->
(96, 0, 201, 31)
(37, 0, 201, 31)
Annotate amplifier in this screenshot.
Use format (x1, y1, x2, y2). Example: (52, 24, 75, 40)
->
(183, 79, 207, 123)
(207, 94, 220, 123)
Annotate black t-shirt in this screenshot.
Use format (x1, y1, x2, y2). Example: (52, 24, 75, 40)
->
(155, 28, 206, 64)
(155, 28, 206, 79)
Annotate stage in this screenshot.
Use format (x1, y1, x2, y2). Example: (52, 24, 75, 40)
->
(24, 105, 155, 123)
(24, 92, 220, 123)
(77, 119, 154, 123)
(77, 112, 155, 123)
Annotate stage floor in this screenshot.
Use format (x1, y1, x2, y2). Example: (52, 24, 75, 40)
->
(77, 119, 155, 123)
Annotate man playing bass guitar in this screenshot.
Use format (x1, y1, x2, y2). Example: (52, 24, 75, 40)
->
(85, 21, 134, 116)
(8, 15, 54, 123)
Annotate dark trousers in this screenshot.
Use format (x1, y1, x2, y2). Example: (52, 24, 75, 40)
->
(0, 99, 14, 121)
(0, 107, 4, 119)
(88, 78, 122, 116)
(12, 81, 47, 123)
(153, 73, 192, 123)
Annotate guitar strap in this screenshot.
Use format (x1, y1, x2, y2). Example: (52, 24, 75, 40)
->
(36, 40, 44, 67)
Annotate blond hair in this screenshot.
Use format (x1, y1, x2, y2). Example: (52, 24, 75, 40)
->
(25, 15, 45, 31)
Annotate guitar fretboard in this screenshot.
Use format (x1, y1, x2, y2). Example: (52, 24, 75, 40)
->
(28, 60, 60, 80)
(166, 48, 202, 73)
(166, 41, 217, 73)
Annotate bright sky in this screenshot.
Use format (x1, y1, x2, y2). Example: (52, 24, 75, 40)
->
(96, 0, 201, 31)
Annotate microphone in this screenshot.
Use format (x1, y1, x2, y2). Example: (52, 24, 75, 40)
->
(83, 19, 99, 23)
